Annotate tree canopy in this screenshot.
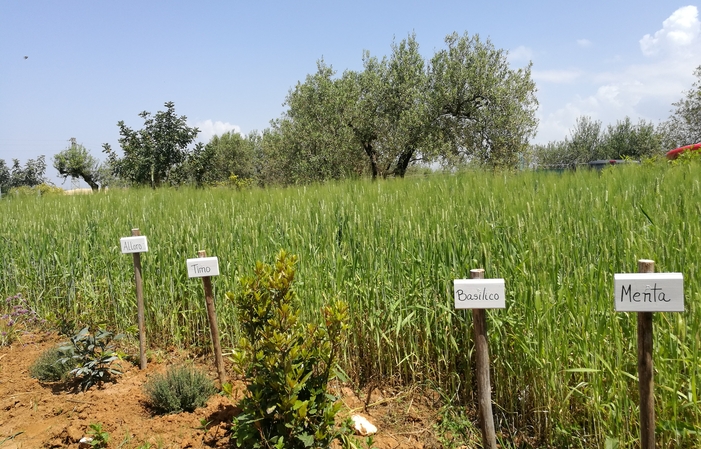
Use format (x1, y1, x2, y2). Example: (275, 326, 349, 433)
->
(663, 65, 701, 147)
(0, 156, 47, 194)
(187, 130, 258, 186)
(103, 102, 202, 188)
(53, 140, 102, 191)
(533, 116, 666, 168)
(266, 32, 538, 183)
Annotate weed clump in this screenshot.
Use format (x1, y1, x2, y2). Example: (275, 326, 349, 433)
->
(143, 365, 217, 413)
(227, 250, 351, 449)
(29, 346, 75, 382)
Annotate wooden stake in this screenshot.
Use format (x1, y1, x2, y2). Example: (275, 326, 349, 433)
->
(637, 259, 655, 449)
(471, 268, 497, 449)
(198, 250, 227, 387)
(131, 228, 146, 370)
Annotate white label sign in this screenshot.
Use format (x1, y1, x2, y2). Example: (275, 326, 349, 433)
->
(186, 257, 220, 278)
(120, 236, 148, 254)
(614, 273, 684, 312)
(454, 279, 506, 309)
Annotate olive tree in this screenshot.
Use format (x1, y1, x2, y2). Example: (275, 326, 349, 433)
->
(271, 32, 539, 184)
(431, 32, 539, 167)
(53, 141, 102, 191)
(663, 65, 701, 147)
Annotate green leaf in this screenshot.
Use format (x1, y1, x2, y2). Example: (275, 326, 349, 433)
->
(297, 433, 314, 447)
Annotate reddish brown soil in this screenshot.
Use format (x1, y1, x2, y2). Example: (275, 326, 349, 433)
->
(0, 333, 446, 448)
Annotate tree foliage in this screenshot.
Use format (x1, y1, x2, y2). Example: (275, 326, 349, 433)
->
(267, 32, 538, 184)
(102, 102, 202, 188)
(53, 141, 102, 191)
(663, 65, 701, 147)
(185, 131, 258, 186)
(0, 160, 9, 195)
(227, 251, 350, 448)
(431, 32, 538, 167)
(265, 61, 367, 184)
(0, 156, 47, 194)
(533, 116, 667, 168)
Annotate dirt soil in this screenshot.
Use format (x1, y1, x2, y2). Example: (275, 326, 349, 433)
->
(0, 333, 448, 448)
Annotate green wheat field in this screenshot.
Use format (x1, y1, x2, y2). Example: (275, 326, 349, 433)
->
(1, 161, 699, 447)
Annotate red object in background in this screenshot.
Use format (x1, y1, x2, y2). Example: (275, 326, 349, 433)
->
(666, 143, 701, 159)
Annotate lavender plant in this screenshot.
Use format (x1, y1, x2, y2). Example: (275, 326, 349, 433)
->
(1, 293, 45, 346)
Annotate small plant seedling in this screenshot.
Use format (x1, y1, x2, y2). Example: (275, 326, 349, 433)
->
(220, 381, 233, 398)
(0, 431, 25, 446)
(196, 418, 211, 434)
(87, 422, 110, 448)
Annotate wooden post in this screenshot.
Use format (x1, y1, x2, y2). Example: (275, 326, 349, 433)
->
(637, 259, 655, 449)
(198, 250, 227, 387)
(470, 268, 497, 449)
(131, 228, 147, 370)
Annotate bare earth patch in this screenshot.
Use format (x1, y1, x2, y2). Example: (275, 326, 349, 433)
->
(1, 333, 446, 448)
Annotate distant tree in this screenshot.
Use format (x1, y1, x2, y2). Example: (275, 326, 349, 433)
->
(567, 116, 604, 165)
(0, 156, 48, 195)
(102, 101, 202, 188)
(11, 155, 47, 187)
(53, 140, 102, 191)
(0, 160, 10, 195)
(663, 65, 701, 147)
(600, 117, 665, 159)
(534, 116, 603, 168)
(256, 128, 292, 186)
(534, 115, 668, 168)
(188, 131, 257, 186)
(531, 141, 571, 169)
(337, 55, 384, 179)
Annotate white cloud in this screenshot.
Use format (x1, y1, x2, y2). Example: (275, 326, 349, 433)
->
(532, 69, 582, 84)
(535, 6, 701, 144)
(640, 5, 700, 56)
(576, 39, 592, 48)
(194, 120, 242, 143)
(509, 45, 533, 62)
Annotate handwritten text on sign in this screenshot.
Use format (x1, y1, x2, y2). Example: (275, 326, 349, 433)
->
(120, 236, 148, 254)
(186, 257, 220, 278)
(453, 279, 506, 309)
(614, 273, 684, 312)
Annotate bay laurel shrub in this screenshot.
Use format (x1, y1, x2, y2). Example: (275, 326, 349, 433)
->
(227, 251, 351, 449)
(143, 365, 216, 413)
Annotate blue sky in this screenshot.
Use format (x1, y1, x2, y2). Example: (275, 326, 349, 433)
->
(1, 1, 699, 187)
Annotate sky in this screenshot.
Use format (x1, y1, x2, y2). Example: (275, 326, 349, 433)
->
(1, 1, 700, 188)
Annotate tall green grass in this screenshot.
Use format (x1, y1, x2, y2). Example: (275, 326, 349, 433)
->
(1, 161, 699, 447)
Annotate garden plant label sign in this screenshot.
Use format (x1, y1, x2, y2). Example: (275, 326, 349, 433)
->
(120, 236, 148, 253)
(187, 257, 220, 278)
(453, 279, 506, 309)
(614, 273, 684, 312)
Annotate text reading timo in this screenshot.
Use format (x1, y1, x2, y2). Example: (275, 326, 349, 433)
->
(456, 288, 501, 301)
(189, 263, 212, 275)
